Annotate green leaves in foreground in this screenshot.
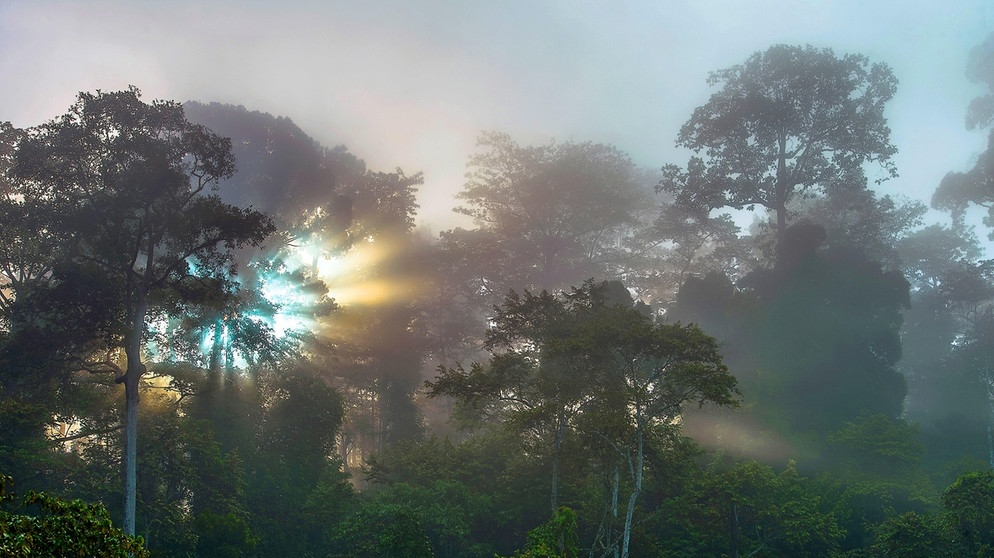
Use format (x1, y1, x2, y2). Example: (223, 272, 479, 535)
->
(0, 473, 148, 557)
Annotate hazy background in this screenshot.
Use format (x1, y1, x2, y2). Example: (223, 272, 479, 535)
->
(1, 0, 991, 229)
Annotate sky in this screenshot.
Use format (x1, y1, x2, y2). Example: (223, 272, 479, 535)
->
(1, 0, 992, 233)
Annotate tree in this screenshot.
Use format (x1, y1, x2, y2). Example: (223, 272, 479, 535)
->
(792, 187, 926, 271)
(640, 204, 753, 304)
(669, 223, 910, 452)
(575, 291, 738, 558)
(452, 132, 647, 294)
(328, 503, 435, 558)
(240, 368, 346, 556)
(656, 460, 842, 557)
(364, 432, 549, 557)
(505, 507, 579, 558)
(430, 281, 738, 558)
(0, 473, 149, 557)
(871, 511, 960, 558)
(5, 88, 274, 535)
(933, 32, 994, 237)
(427, 285, 602, 511)
(943, 470, 994, 556)
(660, 44, 898, 252)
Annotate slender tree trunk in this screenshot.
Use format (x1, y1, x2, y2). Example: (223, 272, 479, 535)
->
(120, 291, 148, 537)
(612, 466, 619, 519)
(122, 371, 140, 536)
(987, 379, 994, 469)
(621, 429, 643, 558)
(224, 327, 235, 384)
(593, 465, 620, 558)
(775, 201, 787, 252)
(589, 465, 621, 558)
(551, 414, 565, 511)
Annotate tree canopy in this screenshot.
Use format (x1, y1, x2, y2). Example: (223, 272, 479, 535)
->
(660, 44, 898, 252)
(933, 32, 994, 237)
(2, 88, 274, 535)
(451, 132, 647, 293)
(6, 37, 994, 557)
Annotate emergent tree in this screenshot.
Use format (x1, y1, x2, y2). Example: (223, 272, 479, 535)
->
(660, 44, 898, 253)
(933, 32, 994, 237)
(5, 88, 274, 535)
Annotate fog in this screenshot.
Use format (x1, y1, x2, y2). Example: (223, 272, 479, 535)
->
(5, 2, 994, 556)
(1, 1, 991, 228)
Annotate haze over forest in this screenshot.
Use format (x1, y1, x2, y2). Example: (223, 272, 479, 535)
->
(1, 1, 992, 229)
(5, 2, 994, 557)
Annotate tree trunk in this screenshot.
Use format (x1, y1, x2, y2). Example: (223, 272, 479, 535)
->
(122, 371, 140, 536)
(987, 379, 994, 469)
(551, 414, 565, 511)
(120, 292, 148, 537)
(612, 466, 619, 519)
(775, 202, 787, 252)
(621, 430, 643, 558)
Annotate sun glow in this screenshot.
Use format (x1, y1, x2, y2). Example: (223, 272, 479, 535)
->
(180, 228, 427, 366)
(308, 237, 426, 308)
(258, 271, 320, 337)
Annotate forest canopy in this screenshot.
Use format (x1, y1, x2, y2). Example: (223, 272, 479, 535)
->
(2, 37, 994, 557)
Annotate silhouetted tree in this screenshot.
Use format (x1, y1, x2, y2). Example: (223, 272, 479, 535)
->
(4, 88, 273, 535)
(933, 33, 994, 236)
(660, 44, 898, 253)
(451, 132, 647, 295)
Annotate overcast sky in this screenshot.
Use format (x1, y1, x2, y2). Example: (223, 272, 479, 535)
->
(1, 0, 991, 231)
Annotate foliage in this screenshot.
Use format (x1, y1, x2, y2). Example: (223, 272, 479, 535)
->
(6, 43, 994, 556)
(646, 204, 754, 302)
(365, 433, 548, 557)
(653, 460, 842, 557)
(870, 511, 961, 558)
(449, 131, 647, 296)
(792, 188, 926, 270)
(744, 225, 910, 435)
(191, 511, 258, 558)
(933, 32, 994, 236)
(329, 502, 435, 558)
(3, 87, 275, 534)
(828, 413, 924, 475)
(943, 470, 994, 556)
(431, 280, 737, 558)
(507, 507, 580, 558)
(367, 480, 495, 558)
(661, 44, 897, 250)
(0, 473, 149, 557)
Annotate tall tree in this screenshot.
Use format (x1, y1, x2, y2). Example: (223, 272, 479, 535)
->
(451, 132, 647, 295)
(575, 289, 737, 558)
(933, 32, 994, 236)
(897, 225, 988, 467)
(660, 44, 898, 252)
(427, 286, 599, 511)
(5, 88, 273, 535)
(913, 34, 994, 472)
(429, 281, 738, 558)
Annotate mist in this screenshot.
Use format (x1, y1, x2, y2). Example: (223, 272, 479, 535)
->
(3, 2, 994, 557)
